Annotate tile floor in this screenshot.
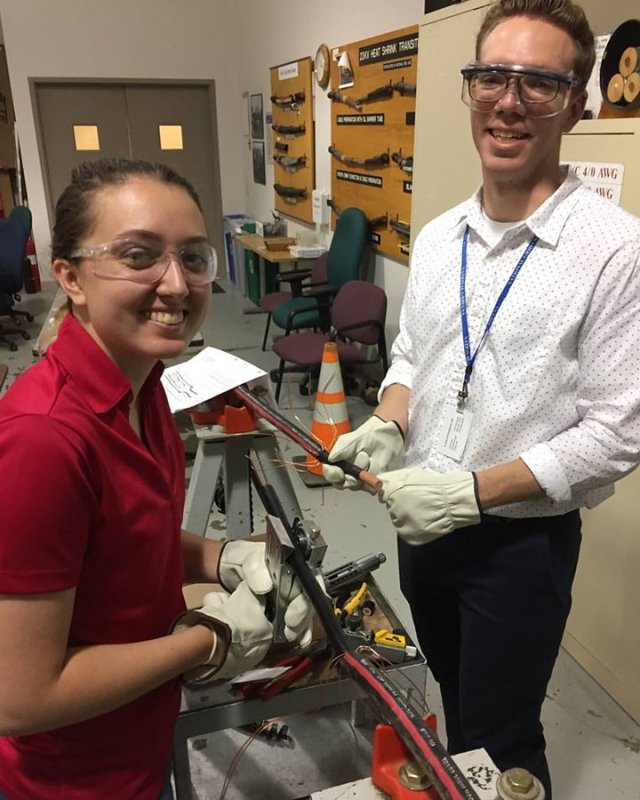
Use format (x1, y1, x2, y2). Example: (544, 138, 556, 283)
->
(2, 281, 639, 800)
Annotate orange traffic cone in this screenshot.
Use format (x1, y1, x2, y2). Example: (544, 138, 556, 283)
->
(304, 341, 351, 478)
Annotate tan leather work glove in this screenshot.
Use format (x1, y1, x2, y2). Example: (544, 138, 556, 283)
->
(218, 540, 272, 595)
(378, 468, 481, 545)
(323, 415, 405, 490)
(218, 539, 320, 645)
(172, 581, 273, 686)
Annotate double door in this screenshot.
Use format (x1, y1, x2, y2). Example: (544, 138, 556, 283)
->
(34, 81, 225, 268)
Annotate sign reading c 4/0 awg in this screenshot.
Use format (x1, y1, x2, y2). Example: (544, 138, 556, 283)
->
(564, 162, 625, 205)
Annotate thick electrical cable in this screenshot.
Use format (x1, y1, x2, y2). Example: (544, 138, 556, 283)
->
(231, 385, 381, 491)
(251, 473, 479, 800)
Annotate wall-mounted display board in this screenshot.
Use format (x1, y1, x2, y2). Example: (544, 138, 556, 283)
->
(270, 57, 315, 224)
(328, 26, 418, 264)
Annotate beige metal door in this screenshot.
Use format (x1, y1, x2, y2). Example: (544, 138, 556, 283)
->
(34, 83, 131, 208)
(124, 84, 224, 257)
(33, 80, 225, 271)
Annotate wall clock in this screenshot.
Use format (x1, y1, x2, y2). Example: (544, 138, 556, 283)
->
(314, 44, 331, 89)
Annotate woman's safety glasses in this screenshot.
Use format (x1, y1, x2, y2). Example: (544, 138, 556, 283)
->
(70, 239, 217, 286)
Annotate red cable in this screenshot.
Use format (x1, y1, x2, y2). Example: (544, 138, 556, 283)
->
(343, 652, 470, 800)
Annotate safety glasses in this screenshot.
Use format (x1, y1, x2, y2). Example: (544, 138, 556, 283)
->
(461, 62, 579, 117)
(70, 239, 217, 286)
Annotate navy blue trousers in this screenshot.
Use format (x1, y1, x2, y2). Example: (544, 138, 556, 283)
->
(398, 511, 581, 800)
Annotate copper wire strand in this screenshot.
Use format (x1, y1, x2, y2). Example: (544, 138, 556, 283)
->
(219, 719, 280, 800)
(353, 645, 431, 718)
(218, 722, 264, 799)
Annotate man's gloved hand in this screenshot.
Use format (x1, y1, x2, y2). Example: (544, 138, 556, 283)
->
(172, 581, 273, 685)
(378, 467, 481, 545)
(218, 540, 272, 595)
(323, 415, 405, 490)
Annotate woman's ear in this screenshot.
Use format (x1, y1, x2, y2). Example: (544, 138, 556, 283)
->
(52, 258, 87, 307)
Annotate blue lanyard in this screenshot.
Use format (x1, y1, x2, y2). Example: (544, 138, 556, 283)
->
(459, 225, 538, 402)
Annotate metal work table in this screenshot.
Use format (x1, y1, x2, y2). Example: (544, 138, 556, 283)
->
(182, 427, 302, 539)
(172, 578, 427, 800)
(176, 425, 426, 800)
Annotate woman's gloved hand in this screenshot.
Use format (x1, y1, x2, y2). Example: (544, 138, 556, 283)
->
(218, 540, 272, 595)
(172, 581, 273, 685)
(217, 540, 322, 645)
(278, 571, 327, 648)
(378, 467, 481, 545)
(322, 416, 405, 490)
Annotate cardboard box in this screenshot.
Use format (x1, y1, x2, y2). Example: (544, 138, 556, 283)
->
(0, 122, 16, 170)
(263, 236, 295, 252)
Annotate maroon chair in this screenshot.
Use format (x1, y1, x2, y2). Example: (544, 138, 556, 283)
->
(259, 252, 328, 351)
(271, 279, 388, 403)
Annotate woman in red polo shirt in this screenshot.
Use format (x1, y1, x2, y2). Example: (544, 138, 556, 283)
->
(0, 159, 309, 800)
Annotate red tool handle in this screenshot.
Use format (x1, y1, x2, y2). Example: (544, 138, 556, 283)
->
(259, 656, 313, 701)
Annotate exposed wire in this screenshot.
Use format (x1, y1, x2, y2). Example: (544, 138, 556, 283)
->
(219, 719, 274, 800)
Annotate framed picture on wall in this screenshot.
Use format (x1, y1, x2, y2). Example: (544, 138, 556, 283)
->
(250, 93, 264, 139)
(252, 140, 266, 185)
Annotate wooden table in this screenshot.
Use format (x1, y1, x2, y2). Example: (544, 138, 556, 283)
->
(234, 233, 316, 311)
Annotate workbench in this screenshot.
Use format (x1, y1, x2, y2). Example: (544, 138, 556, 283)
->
(175, 425, 427, 800)
(182, 427, 301, 539)
(172, 575, 427, 800)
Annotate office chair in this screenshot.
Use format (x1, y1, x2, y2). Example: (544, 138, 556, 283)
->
(268, 208, 370, 345)
(259, 252, 328, 351)
(9, 205, 33, 237)
(270, 279, 388, 403)
(0, 212, 34, 351)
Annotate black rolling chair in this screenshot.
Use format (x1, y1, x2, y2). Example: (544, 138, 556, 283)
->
(0, 211, 33, 351)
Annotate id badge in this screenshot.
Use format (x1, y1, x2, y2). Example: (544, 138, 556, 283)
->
(435, 403, 473, 461)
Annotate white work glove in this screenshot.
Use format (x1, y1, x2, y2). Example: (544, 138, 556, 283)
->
(218, 540, 272, 595)
(172, 581, 273, 686)
(378, 467, 481, 545)
(279, 571, 327, 648)
(323, 415, 405, 490)
(218, 539, 321, 646)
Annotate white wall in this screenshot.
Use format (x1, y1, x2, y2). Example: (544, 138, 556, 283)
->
(0, 0, 247, 274)
(0, 0, 424, 339)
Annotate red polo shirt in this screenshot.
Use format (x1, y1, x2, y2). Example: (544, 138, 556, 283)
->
(0, 314, 186, 799)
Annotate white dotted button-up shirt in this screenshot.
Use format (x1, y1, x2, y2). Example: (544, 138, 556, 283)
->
(382, 172, 640, 517)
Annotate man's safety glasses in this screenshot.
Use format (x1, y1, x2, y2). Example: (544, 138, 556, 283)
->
(461, 63, 579, 117)
(70, 239, 217, 286)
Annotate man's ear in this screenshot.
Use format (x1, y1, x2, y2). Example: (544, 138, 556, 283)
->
(52, 259, 87, 307)
(562, 89, 588, 133)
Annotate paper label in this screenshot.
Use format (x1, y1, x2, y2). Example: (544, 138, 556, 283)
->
(435, 403, 473, 462)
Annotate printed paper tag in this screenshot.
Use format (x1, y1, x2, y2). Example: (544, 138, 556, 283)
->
(435, 404, 473, 461)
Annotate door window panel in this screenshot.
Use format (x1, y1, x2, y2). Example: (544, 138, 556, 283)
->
(159, 124, 183, 150)
(73, 125, 100, 151)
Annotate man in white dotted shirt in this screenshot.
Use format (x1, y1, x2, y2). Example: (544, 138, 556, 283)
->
(324, 1, 640, 797)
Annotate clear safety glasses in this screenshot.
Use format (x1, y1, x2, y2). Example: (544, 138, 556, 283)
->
(461, 63, 579, 118)
(69, 239, 217, 286)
